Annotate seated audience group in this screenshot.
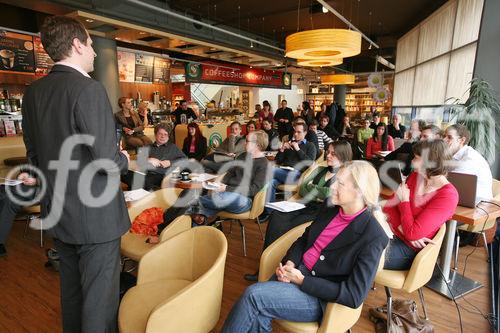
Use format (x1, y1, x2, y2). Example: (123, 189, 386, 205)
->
(6, 92, 493, 331)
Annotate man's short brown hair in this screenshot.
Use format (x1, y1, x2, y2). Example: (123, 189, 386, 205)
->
(412, 139, 452, 177)
(447, 124, 471, 145)
(40, 16, 88, 62)
(154, 123, 170, 135)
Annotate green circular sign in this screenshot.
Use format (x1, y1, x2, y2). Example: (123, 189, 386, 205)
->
(209, 132, 223, 148)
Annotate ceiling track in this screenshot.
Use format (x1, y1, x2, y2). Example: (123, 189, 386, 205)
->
(125, 0, 285, 53)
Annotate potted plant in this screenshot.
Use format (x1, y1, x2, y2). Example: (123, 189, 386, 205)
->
(448, 78, 500, 165)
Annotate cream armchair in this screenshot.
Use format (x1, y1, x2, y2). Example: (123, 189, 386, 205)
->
(119, 227, 228, 333)
(216, 185, 268, 256)
(121, 187, 187, 262)
(258, 222, 362, 333)
(375, 223, 446, 333)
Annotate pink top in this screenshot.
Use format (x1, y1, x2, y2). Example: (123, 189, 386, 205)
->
(303, 207, 367, 270)
(189, 137, 196, 153)
(383, 172, 458, 251)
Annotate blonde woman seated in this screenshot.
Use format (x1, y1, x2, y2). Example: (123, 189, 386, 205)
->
(244, 140, 353, 281)
(222, 161, 390, 332)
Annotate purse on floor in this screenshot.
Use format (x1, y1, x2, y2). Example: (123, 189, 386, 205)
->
(369, 299, 434, 333)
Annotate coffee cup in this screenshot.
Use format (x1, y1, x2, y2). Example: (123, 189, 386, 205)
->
(181, 171, 190, 181)
(0, 50, 15, 69)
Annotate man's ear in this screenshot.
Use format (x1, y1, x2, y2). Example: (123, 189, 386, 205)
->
(71, 37, 84, 55)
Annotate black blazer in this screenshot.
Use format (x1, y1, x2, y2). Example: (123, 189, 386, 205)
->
(22, 65, 130, 244)
(283, 203, 389, 309)
(182, 135, 208, 161)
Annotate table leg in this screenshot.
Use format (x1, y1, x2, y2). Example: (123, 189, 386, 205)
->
(426, 219, 483, 299)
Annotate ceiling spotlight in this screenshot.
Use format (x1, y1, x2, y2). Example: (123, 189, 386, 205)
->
(85, 19, 94, 23)
(139, 31, 147, 35)
(322, 6, 328, 13)
(368, 44, 372, 50)
(250, 41, 254, 48)
(250, 66, 253, 68)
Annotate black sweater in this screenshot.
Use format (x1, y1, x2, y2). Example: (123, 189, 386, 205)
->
(222, 153, 271, 198)
(275, 141, 317, 172)
(182, 136, 208, 161)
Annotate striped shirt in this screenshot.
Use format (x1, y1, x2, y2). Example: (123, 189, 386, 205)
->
(316, 130, 333, 150)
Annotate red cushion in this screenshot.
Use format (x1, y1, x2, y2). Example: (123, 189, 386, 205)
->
(130, 207, 164, 236)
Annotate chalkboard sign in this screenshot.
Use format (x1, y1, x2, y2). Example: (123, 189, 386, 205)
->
(0, 31, 35, 73)
(153, 57, 170, 83)
(135, 53, 153, 82)
(33, 36, 54, 77)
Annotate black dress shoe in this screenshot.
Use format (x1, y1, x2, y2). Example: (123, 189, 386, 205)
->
(244, 271, 259, 282)
(0, 244, 6, 257)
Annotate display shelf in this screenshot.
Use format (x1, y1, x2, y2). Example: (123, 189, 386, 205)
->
(306, 93, 333, 112)
(345, 92, 391, 115)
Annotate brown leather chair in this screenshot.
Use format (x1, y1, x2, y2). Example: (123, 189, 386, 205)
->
(375, 223, 446, 332)
(216, 185, 268, 256)
(258, 222, 363, 333)
(119, 227, 228, 333)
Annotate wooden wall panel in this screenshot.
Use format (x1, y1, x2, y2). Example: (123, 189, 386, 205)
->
(413, 55, 450, 105)
(453, 0, 484, 48)
(395, 27, 420, 73)
(446, 43, 477, 102)
(417, 0, 457, 64)
(118, 82, 171, 103)
(393, 69, 415, 106)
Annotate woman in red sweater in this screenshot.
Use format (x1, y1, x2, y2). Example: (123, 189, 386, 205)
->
(366, 122, 395, 159)
(383, 139, 458, 270)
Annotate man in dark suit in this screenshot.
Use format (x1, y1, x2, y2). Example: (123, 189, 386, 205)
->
(21, 16, 130, 332)
(273, 99, 294, 139)
(171, 99, 197, 125)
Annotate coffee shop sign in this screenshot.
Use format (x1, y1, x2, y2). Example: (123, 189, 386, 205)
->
(185, 62, 291, 89)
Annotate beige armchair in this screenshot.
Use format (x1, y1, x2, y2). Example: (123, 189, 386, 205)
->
(375, 223, 446, 332)
(119, 226, 228, 333)
(121, 187, 186, 262)
(258, 222, 363, 333)
(216, 185, 268, 256)
(454, 178, 500, 269)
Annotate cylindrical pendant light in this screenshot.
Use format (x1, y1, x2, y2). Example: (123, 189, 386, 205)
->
(297, 58, 343, 67)
(321, 74, 356, 85)
(286, 29, 361, 60)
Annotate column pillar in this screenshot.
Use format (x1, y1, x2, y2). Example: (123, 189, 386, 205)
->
(90, 36, 121, 113)
(334, 84, 346, 107)
(474, 0, 500, 178)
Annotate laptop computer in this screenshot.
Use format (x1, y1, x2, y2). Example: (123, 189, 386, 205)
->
(446, 172, 478, 208)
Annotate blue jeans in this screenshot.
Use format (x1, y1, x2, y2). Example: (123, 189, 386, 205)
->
(265, 167, 301, 214)
(198, 192, 253, 217)
(222, 265, 322, 333)
(384, 236, 417, 270)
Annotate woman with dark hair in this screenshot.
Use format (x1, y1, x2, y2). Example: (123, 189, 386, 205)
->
(366, 122, 395, 159)
(182, 122, 207, 161)
(383, 139, 458, 270)
(224, 161, 390, 331)
(246, 120, 257, 133)
(244, 141, 353, 281)
(300, 101, 315, 126)
(259, 100, 274, 124)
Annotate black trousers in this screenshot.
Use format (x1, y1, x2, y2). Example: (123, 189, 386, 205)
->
(0, 184, 36, 244)
(54, 237, 121, 333)
(263, 203, 321, 250)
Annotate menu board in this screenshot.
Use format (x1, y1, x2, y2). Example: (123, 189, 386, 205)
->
(33, 36, 54, 77)
(117, 50, 135, 82)
(153, 57, 170, 83)
(0, 31, 35, 73)
(135, 53, 153, 82)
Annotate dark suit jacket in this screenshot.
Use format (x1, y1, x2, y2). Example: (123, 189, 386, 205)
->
(182, 135, 208, 161)
(283, 203, 389, 309)
(22, 65, 130, 244)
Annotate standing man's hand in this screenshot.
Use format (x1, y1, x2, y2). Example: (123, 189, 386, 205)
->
(17, 172, 37, 186)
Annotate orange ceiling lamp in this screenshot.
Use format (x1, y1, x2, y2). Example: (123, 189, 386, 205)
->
(321, 74, 356, 85)
(297, 58, 343, 67)
(286, 29, 361, 60)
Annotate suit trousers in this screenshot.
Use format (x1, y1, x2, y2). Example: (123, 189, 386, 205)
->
(54, 237, 121, 333)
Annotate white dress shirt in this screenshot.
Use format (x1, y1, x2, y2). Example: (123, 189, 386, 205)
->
(451, 145, 493, 199)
